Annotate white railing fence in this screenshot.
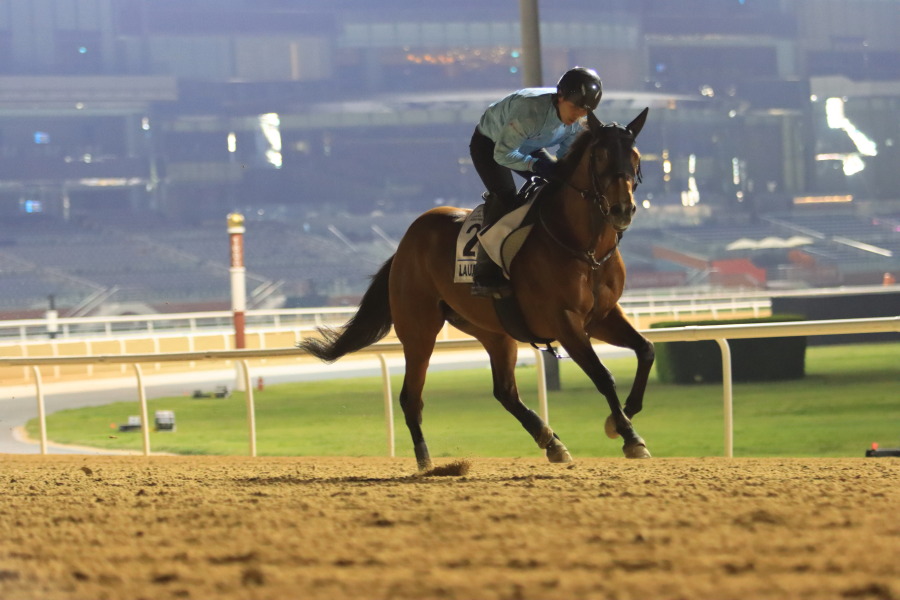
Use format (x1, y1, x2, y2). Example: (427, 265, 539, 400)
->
(3, 317, 897, 459)
(0, 307, 360, 342)
(5, 284, 898, 342)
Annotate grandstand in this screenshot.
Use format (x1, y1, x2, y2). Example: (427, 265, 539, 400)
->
(0, 210, 403, 317)
(1, 206, 897, 318)
(630, 210, 900, 290)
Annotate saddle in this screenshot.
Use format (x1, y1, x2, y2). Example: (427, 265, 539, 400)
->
(478, 177, 547, 279)
(455, 178, 559, 353)
(454, 177, 546, 283)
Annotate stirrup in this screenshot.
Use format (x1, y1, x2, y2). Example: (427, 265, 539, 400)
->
(532, 341, 563, 358)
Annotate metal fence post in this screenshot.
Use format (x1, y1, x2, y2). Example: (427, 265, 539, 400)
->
(378, 354, 395, 457)
(240, 360, 256, 457)
(532, 347, 549, 424)
(715, 338, 734, 458)
(31, 366, 47, 455)
(133, 363, 151, 456)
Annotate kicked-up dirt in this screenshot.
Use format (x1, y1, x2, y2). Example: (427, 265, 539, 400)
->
(0, 455, 897, 600)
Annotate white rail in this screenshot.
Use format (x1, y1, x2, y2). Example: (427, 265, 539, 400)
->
(5, 284, 897, 342)
(0, 307, 360, 341)
(2, 317, 897, 459)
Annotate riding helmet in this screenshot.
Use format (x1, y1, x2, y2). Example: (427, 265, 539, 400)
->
(556, 67, 603, 111)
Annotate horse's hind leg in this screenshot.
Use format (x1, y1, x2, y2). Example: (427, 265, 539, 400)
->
(470, 329, 572, 463)
(398, 347, 433, 471)
(394, 306, 444, 472)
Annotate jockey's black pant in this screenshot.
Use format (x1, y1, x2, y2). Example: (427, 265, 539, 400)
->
(469, 127, 531, 227)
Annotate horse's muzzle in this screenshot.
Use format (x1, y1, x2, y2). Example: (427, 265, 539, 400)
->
(609, 201, 636, 231)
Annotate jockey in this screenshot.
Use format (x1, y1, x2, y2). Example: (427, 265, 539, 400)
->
(469, 66, 603, 297)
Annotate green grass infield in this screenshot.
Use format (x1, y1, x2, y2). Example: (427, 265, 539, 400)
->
(26, 342, 899, 458)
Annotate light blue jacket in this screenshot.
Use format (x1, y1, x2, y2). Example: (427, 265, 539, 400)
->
(477, 88, 586, 173)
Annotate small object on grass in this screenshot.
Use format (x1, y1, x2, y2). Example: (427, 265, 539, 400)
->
(119, 416, 142, 432)
(419, 460, 471, 477)
(866, 442, 900, 457)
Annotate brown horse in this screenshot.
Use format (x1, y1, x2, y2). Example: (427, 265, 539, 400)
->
(300, 108, 652, 470)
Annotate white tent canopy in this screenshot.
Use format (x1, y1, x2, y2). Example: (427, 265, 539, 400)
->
(726, 236, 814, 251)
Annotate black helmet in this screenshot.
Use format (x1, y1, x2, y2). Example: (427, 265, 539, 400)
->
(557, 67, 603, 111)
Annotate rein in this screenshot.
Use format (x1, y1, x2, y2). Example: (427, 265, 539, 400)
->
(538, 133, 639, 271)
(538, 202, 620, 270)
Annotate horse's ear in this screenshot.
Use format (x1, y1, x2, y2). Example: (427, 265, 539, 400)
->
(626, 107, 649, 138)
(587, 111, 603, 135)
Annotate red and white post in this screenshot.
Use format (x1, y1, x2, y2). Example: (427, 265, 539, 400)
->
(228, 213, 247, 390)
(228, 212, 247, 348)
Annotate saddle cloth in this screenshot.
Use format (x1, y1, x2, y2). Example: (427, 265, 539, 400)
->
(453, 198, 536, 283)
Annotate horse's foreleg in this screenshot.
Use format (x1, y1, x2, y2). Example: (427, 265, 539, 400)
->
(587, 305, 655, 421)
(557, 311, 650, 459)
(477, 331, 572, 463)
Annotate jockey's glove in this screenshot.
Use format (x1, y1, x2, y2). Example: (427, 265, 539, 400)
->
(533, 157, 558, 180)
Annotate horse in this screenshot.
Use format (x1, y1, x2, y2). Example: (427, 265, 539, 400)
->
(300, 108, 653, 470)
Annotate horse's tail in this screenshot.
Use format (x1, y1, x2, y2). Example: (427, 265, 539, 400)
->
(298, 256, 394, 363)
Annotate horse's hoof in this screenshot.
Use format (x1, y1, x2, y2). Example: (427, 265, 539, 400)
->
(417, 459, 434, 472)
(546, 439, 573, 463)
(623, 441, 652, 459)
(604, 414, 620, 439)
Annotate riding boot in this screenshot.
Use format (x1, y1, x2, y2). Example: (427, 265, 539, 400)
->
(471, 191, 513, 298)
(470, 244, 510, 298)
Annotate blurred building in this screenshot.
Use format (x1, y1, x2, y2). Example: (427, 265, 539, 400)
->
(0, 0, 896, 224)
(0, 0, 898, 315)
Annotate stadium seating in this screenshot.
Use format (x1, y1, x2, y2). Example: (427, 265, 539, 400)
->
(1, 209, 896, 316)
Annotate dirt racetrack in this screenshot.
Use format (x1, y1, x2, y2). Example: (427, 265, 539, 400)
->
(1, 455, 897, 600)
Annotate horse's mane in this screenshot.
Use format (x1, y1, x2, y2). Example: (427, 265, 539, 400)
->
(544, 119, 637, 196)
(555, 127, 597, 182)
(538, 119, 620, 198)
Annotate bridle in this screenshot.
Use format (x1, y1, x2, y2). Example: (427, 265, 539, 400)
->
(539, 126, 642, 270)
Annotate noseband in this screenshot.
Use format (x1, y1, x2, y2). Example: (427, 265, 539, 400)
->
(539, 126, 642, 270)
(566, 130, 642, 215)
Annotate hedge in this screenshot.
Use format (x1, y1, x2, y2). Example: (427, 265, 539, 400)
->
(651, 315, 807, 384)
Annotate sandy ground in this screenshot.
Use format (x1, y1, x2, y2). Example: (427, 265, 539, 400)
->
(0, 455, 897, 600)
